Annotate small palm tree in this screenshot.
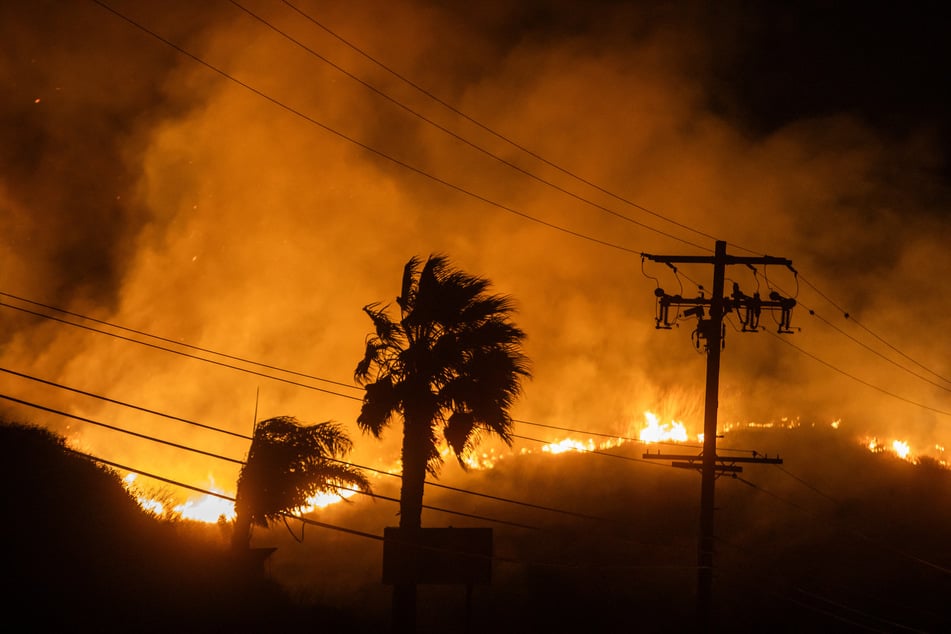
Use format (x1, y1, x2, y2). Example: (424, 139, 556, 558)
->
(354, 254, 530, 527)
(231, 416, 370, 551)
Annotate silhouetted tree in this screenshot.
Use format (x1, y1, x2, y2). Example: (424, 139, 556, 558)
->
(232, 416, 370, 551)
(354, 254, 530, 631)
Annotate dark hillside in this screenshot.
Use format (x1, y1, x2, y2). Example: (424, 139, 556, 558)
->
(0, 418, 355, 633)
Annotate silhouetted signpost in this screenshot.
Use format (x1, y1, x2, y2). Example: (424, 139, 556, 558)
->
(383, 527, 493, 633)
(643, 240, 795, 631)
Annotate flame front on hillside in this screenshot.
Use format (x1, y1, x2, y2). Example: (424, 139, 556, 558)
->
(129, 413, 950, 525)
(126, 411, 695, 522)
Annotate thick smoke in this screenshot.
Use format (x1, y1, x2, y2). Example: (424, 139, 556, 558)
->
(1, 0, 949, 509)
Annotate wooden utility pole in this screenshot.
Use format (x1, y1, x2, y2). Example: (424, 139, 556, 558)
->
(643, 240, 795, 631)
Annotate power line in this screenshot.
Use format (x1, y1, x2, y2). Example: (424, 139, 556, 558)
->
(803, 305, 951, 394)
(78, 448, 694, 571)
(765, 329, 951, 418)
(5, 291, 360, 391)
(74, 448, 385, 542)
(1, 386, 563, 532)
(228, 0, 710, 252)
(335, 484, 541, 531)
(89, 2, 950, 425)
(18, 281, 939, 480)
(0, 299, 362, 401)
(794, 587, 926, 633)
(799, 274, 951, 386)
(727, 471, 951, 577)
(1, 366, 251, 440)
(8, 280, 950, 474)
(91, 0, 646, 257)
(772, 464, 840, 505)
(70, 6, 951, 439)
(3, 291, 726, 454)
(0, 392, 245, 465)
(277, 0, 723, 250)
(0, 369, 639, 527)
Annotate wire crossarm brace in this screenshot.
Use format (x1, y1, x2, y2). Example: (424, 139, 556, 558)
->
(642, 451, 784, 476)
(645, 251, 797, 335)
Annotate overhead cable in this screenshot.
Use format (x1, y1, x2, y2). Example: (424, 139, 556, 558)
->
(91, 0, 646, 257)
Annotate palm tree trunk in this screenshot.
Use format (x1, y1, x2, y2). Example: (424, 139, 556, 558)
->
(231, 507, 252, 552)
(393, 417, 428, 633)
(398, 429, 427, 531)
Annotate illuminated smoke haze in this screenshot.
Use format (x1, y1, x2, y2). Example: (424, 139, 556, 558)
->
(1, 0, 949, 522)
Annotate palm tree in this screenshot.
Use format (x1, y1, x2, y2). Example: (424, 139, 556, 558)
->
(354, 254, 530, 631)
(231, 416, 370, 551)
(355, 254, 530, 527)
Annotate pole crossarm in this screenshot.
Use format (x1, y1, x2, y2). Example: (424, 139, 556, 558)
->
(643, 451, 783, 475)
(641, 452, 783, 465)
(649, 250, 798, 334)
(642, 252, 793, 268)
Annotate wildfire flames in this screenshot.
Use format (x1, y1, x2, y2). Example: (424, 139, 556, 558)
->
(124, 473, 360, 523)
(638, 411, 689, 444)
(125, 412, 947, 523)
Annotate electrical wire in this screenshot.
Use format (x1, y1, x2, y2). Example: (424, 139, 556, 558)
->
(74, 448, 385, 542)
(10, 278, 949, 471)
(26, 2, 951, 445)
(74, 447, 694, 570)
(228, 0, 710, 252)
(0, 291, 361, 392)
(0, 392, 245, 465)
(765, 329, 951, 418)
(799, 275, 951, 386)
(0, 388, 579, 533)
(91, 0, 647, 257)
(3, 291, 751, 454)
(0, 299, 362, 401)
(0, 369, 647, 527)
(275, 1, 740, 255)
(728, 471, 951, 577)
(803, 305, 951, 394)
(0, 366, 251, 440)
(89, 2, 951, 425)
(772, 464, 840, 505)
(794, 588, 926, 633)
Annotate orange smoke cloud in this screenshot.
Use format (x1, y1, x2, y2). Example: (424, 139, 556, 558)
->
(1, 0, 948, 512)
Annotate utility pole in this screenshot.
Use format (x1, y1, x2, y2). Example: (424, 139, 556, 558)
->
(642, 240, 796, 631)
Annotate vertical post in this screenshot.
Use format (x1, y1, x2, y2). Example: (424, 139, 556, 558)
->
(465, 584, 473, 634)
(697, 240, 726, 630)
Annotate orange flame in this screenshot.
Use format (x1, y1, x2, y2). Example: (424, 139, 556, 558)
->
(638, 411, 688, 444)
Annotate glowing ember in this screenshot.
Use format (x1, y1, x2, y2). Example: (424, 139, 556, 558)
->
(639, 411, 688, 444)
